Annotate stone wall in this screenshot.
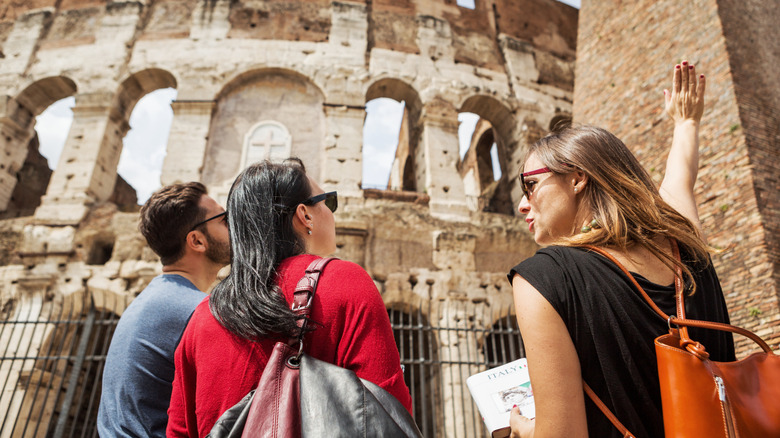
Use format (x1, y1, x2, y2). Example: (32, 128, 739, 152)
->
(574, 0, 780, 355)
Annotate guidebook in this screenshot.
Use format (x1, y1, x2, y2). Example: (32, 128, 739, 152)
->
(467, 358, 535, 438)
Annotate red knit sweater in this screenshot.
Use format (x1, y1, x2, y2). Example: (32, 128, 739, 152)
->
(167, 255, 413, 437)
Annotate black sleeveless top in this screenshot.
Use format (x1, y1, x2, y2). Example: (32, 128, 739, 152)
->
(508, 246, 735, 438)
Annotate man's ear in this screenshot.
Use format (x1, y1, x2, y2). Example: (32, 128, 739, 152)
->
(185, 230, 207, 255)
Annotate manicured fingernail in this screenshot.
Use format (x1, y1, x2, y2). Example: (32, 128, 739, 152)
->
(689, 65, 694, 69)
(700, 74, 704, 78)
(675, 65, 681, 69)
(682, 61, 688, 65)
(513, 405, 517, 408)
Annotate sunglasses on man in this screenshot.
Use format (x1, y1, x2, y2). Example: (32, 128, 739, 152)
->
(189, 211, 227, 232)
(302, 191, 338, 213)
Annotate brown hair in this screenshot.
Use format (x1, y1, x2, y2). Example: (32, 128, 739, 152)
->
(139, 182, 208, 265)
(526, 125, 710, 292)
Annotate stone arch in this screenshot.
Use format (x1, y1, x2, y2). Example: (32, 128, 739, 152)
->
(216, 67, 325, 103)
(203, 68, 326, 203)
(0, 77, 78, 214)
(365, 78, 423, 192)
(114, 68, 177, 122)
(458, 95, 516, 215)
(83, 68, 178, 204)
(16, 76, 78, 116)
(459, 94, 516, 148)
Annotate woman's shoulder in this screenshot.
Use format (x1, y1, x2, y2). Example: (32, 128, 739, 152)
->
(281, 254, 369, 277)
(508, 246, 602, 285)
(513, 245, 591, 270)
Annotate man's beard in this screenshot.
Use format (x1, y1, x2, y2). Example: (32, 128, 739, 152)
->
(203, 230, 231, 266)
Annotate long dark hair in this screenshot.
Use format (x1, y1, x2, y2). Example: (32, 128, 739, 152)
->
(527, 125, 710, 293)
(209, 159, 312, 341)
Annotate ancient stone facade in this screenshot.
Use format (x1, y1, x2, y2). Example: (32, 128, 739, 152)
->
(573, 0, 780, 356)
(0, 0, 576, 436)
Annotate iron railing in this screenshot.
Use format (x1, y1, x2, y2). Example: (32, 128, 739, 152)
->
(0, 292, 522, 438)
(0, 291, 126, 438)
(389, 301, 525, 438)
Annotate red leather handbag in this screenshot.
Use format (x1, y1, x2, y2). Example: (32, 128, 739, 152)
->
(584, 245, 780, 438)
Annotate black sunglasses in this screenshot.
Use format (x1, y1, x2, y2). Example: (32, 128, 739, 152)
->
(189, 211, 226, 232)
(302, 191, 338, 213)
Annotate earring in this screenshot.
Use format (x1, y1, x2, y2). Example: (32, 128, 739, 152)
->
(574, 187, 579, 193)
(307, 230, 312, 235)
(581, 219, 600, 233)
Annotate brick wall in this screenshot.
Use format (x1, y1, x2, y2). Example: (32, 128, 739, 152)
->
(574, 0, 779, 355)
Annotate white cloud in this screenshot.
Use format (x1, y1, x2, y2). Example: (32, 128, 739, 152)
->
(35, 97, 75, 169)
(457, 112, 479, 159)
(362, 98, 405, 189)
(556, 0, 580, 8)
(117, 88, 176, 204)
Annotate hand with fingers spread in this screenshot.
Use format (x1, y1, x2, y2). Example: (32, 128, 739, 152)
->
(659, 60, 707, 235)
(664, 60, 706, 124)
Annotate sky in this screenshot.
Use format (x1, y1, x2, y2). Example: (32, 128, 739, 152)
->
(34, 0, 579, 204)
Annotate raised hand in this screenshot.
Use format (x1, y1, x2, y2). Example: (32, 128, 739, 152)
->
(659, 61, 706, 234)
(664, 61, 706, 124)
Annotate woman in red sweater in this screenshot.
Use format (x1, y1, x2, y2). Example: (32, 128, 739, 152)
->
(167, 159, 412, 437)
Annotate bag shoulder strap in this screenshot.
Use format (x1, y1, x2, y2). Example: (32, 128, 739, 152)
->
(582, 382, 635, 438)
(583, 243, 680, 322)
(291, 257, 338, 340)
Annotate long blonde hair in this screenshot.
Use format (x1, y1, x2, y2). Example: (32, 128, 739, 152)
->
(527, 125, 710, 292)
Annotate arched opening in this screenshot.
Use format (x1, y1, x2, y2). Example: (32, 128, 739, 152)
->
(1, 77, 77, 218)
(117, 87, 177, 207)
(387, 306, 441, 438)
(362, 98, 405, 189)
(36, 97, 74, 171)
(364, 79, 423, 193)
(457, 96, 514, 215)
(203, 68, 325, 203)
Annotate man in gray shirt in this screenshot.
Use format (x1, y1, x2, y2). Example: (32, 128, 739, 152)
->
(98, 182, 230, 437)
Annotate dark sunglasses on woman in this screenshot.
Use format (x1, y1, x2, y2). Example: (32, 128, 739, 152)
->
(302, 191, 338, 213)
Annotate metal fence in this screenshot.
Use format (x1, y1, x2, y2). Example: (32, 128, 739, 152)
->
(0, 291, 125, 438)
(0, 292, 522, 438)
(389, 301, 525, 438)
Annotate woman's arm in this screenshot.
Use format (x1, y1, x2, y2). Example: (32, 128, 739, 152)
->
(509, 274, 588, 438)
(659, 61, 706, 232)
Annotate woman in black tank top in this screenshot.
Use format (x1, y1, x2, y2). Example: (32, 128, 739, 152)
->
(507, 63, 735, 438)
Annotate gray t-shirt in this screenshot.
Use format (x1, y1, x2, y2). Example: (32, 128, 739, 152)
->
(97, 274, 206, 438)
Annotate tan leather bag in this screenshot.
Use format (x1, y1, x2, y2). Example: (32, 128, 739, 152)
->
(584, 245, 780, 438)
